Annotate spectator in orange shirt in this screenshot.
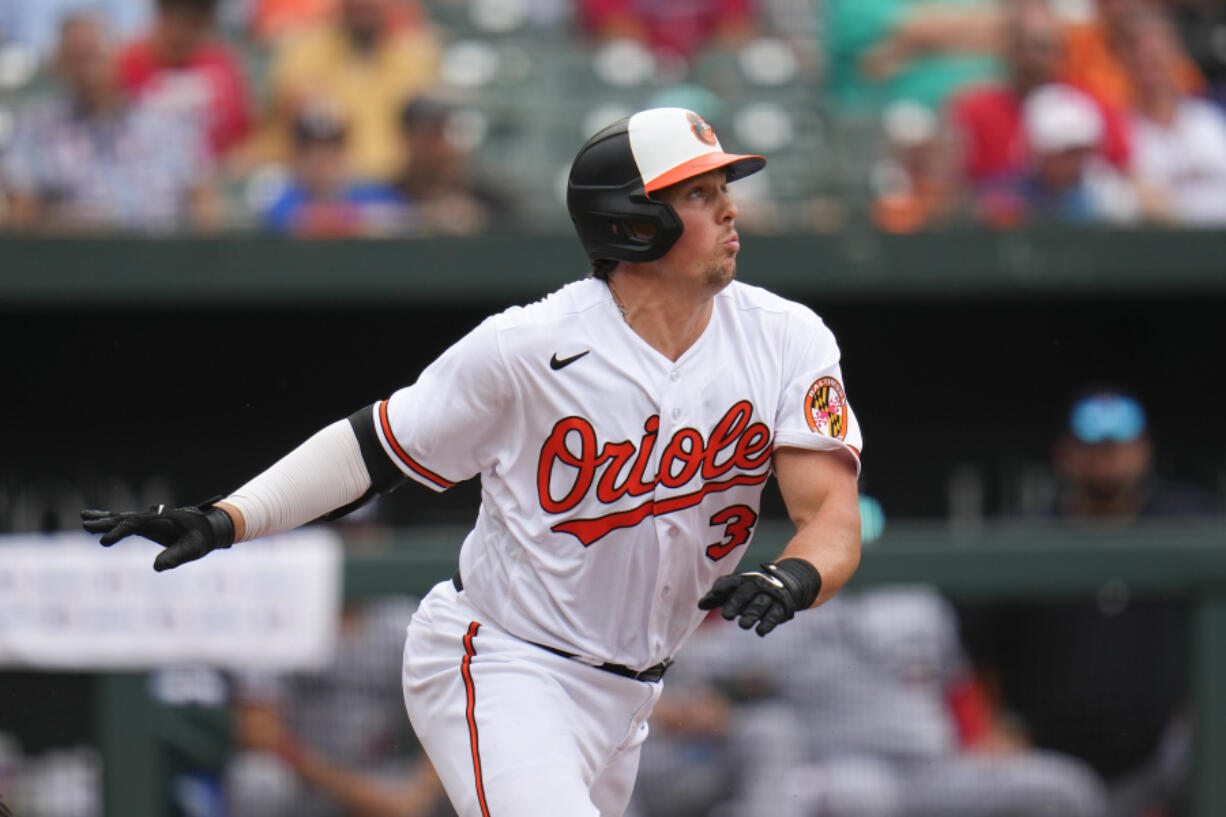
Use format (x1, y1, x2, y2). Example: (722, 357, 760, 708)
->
(264, 0, 439, 183)
(116, 0, 253, 158)
(1061, 0, 1205, 110)
(870, 101, 962, 232)
(248, 0, 427, 44)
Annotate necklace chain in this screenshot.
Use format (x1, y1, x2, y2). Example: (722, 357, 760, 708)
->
(605, 279, 630, 324)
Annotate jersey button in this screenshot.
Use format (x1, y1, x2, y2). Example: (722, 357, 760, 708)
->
(669, 370, 679, 381)
(671, 408, 681, 419)
(661, 584, 672, 596)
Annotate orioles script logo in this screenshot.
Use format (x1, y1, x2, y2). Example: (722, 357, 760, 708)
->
(538, 400, 772, 546)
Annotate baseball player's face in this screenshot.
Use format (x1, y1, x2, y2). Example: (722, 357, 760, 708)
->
(653, 169, 741, 292)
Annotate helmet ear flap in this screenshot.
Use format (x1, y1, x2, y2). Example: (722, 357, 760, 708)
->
(567, 117, 684, 265)
(570, 181, 683, 264)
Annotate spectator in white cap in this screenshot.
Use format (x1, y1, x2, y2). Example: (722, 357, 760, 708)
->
(977, 83, 1139, 226)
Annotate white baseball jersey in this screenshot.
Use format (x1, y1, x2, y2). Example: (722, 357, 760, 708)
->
(370, 276, 861, 671)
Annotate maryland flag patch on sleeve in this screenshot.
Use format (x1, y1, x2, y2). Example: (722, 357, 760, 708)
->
(804, 376, 849, 440)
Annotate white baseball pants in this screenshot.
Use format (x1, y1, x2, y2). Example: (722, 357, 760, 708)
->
(403, 580, 663, 817)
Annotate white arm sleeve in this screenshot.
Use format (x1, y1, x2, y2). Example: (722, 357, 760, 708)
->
(221, 419, 372, 542)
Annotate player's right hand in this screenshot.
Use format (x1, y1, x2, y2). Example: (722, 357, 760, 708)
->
(81, 501, 235, 572)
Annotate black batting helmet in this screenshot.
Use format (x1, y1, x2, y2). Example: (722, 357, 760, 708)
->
(566, 108, 765, 265)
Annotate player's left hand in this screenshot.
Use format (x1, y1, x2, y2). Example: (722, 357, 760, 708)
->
(81, 500, 235, 572)
(697, 559, 822, 636)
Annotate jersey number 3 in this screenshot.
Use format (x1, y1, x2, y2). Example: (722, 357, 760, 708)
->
(706, 505, 759, 561)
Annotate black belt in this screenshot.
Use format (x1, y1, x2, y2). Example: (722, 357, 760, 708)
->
(451, 571, 671, 683)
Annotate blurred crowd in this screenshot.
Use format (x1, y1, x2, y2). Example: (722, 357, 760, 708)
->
(0, 0, 1224, 236)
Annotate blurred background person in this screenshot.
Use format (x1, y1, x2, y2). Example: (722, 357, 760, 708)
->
(974, 83, 1138, 227)
(824, 0, 1003, 113)
(666, 586, 1108, 817)
(1060, 0, 1205, 111)
(577, 0, 756, 68)
(950, 0, 1131, 188)
(116, 0, 253, 159)
(961, 386, 1220, 817)
(1169, 0, 1226, 109)
(262, 102, 408, 237)
(228, 596, 453, 817)
(0, 0, 150, 60)
(1120, 7, 1226, 225)
(870, 100, 963, 232)
(248, 0, 340, 44)
(247, 0, 429, 45)
(0, 13, 219, 233)
(259, 0, 439, 183)
(392, 95, 514, 236)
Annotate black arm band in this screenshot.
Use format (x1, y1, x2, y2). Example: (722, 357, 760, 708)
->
(348, 404, 409, 495)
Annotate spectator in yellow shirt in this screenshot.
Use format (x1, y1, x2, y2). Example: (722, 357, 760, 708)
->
(264, 0, 439, 182)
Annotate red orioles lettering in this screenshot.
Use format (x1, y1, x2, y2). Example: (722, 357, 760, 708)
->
(537, 401, 772, 545)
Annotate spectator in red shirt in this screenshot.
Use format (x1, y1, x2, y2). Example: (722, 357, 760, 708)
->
(116, 0, 253, 158)
(578, 0, 756, 64)
(950, 0, 1130, 186)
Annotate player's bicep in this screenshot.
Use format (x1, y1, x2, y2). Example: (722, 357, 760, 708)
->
(773, 446, 859, 531)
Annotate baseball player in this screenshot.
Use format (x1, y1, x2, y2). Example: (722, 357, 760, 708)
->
(82, 107, 863, 817)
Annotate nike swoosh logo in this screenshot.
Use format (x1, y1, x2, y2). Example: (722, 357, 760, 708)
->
(550, 350, 590, 370)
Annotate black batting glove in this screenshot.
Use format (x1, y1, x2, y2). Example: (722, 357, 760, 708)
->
(81, 498, 235, 572)
(697, 558, 822, 636)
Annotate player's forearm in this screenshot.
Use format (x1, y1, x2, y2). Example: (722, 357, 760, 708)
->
(776, 479, 861, 607)
(219, 419, 373, 543)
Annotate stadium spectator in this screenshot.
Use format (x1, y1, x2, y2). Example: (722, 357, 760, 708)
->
(247, 0, 428, 44)
(668, 586, 1108, 817)
(262, 103, 408, 237)
(870, 101, 962, 232)
(0, 0, 150, 59)
(824, 0, 1003, 113)
(262, 0, 439, 183)
(950, 0, 1131, 186)
(974, 83, 1138, 226)
(115, 0, 253, 158)
(1169, 0, 1226, 108)
(1060, 0, 1205, 111)
(577, 0, 755, 64)
(0, 13, 219, 233)
(227, 596, 453, 817)
(392, 95, 514, 236)
(961, 386, 1220, 817)
(1121, 8, 1226, 224)
(248, 0, 340, 42)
